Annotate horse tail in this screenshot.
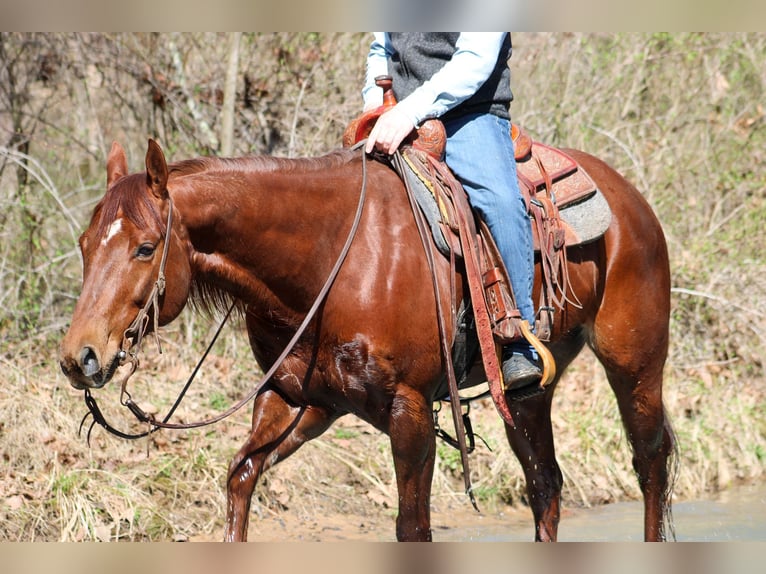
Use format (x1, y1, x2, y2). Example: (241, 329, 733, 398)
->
(661, 409, 680, 542)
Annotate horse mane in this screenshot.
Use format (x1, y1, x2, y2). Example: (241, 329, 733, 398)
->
(170, 149, 359, 319)
(189, 278, 246, 321)
(167, 148, 357, 179)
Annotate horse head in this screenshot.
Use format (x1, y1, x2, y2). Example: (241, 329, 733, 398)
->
(59, 139, 191, 389)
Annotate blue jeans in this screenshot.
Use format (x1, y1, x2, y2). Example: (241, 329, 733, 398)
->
(443, 113, 535, 327)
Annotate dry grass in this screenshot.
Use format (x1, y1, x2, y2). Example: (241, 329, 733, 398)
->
(2, 327, 762, 541)
(1, 32, 765, 541)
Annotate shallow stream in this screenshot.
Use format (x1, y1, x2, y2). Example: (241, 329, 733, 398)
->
(435, 483, 765, 541)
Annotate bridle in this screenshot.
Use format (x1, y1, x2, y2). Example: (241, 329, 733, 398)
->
(117, 194, 175, 384)
(81, 191, 180, 441)
(81, 143, 370, 442)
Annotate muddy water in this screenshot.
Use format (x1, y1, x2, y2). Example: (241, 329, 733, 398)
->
(435, 483, 766, 542)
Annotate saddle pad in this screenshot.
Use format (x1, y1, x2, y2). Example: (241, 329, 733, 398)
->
(401, 156, 453, 256)
(537, 188, 612, 250)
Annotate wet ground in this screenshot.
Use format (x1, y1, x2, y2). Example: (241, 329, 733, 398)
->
(244, 482, 765, 542)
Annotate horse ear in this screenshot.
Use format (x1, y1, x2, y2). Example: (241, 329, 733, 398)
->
(106, 141, 128, 187)
(145, 139, 169, 199)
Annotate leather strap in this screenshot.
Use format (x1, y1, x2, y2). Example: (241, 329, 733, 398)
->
(393, 150, 479, 510)
(446, 179, 516, 429)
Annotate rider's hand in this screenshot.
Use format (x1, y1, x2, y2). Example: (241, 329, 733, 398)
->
(365, 106, 415, 155)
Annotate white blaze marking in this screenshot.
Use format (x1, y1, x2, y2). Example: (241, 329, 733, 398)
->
(101, 218, 123, 246)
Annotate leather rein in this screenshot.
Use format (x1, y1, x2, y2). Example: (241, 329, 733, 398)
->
(81, 143, 370, 442)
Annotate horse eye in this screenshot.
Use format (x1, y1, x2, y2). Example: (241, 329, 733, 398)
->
(136, 243, 156, 258)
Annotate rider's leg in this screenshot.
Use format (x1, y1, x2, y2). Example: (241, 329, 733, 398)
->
(443, 112, 541, 388)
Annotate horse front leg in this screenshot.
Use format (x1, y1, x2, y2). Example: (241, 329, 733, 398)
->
(504, 390, 562, 542)
(225, 389, 334, 541)
(388, 387, 436, 541)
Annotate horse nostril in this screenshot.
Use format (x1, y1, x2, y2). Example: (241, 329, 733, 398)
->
(80, 347, 101, 377)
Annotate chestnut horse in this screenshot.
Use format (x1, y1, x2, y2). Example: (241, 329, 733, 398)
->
(59, 139, 676, 541)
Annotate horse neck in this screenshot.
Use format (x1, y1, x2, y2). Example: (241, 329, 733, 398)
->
(169, 154, 360, 313)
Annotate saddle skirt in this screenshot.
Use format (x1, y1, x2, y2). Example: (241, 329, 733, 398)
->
(516, 138, 611, 251)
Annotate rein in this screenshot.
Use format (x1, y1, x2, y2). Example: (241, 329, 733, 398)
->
(392, 150, 479, 511)
(81, 144, 370, 442)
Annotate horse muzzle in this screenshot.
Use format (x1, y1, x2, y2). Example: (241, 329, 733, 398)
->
(59, 345, 120, 389)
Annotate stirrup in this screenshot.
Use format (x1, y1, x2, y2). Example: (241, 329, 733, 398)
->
(519, 320, 556, 388)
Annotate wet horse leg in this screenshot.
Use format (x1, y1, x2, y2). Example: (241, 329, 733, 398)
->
(601, 362, 674, 541)
(502, 337, 586, 542)
(504, 390, 562, 541)
(592, 296, 673, 541)
(224, 388, 334, 542)
(388, 387, 436, 541)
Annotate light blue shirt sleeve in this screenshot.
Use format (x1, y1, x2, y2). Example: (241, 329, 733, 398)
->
(362, 32, 391, 110)
(362, 32, 509, 125)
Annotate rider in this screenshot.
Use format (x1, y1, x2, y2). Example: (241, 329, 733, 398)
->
(362, 32, 541, 389)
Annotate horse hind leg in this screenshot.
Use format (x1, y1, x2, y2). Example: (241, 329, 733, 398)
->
(591, 317, 676, 541)
(224, 388, 335, 541)
(601, 363, 677, 541)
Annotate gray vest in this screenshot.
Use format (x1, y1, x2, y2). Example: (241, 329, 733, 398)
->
(388, 33, 513, 122)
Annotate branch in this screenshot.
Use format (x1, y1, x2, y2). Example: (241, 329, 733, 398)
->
(0, 146, 81, 247)
(672, 286, 765, 319)
(168, 35, 219, 151)
(220, 32, 241, 157)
